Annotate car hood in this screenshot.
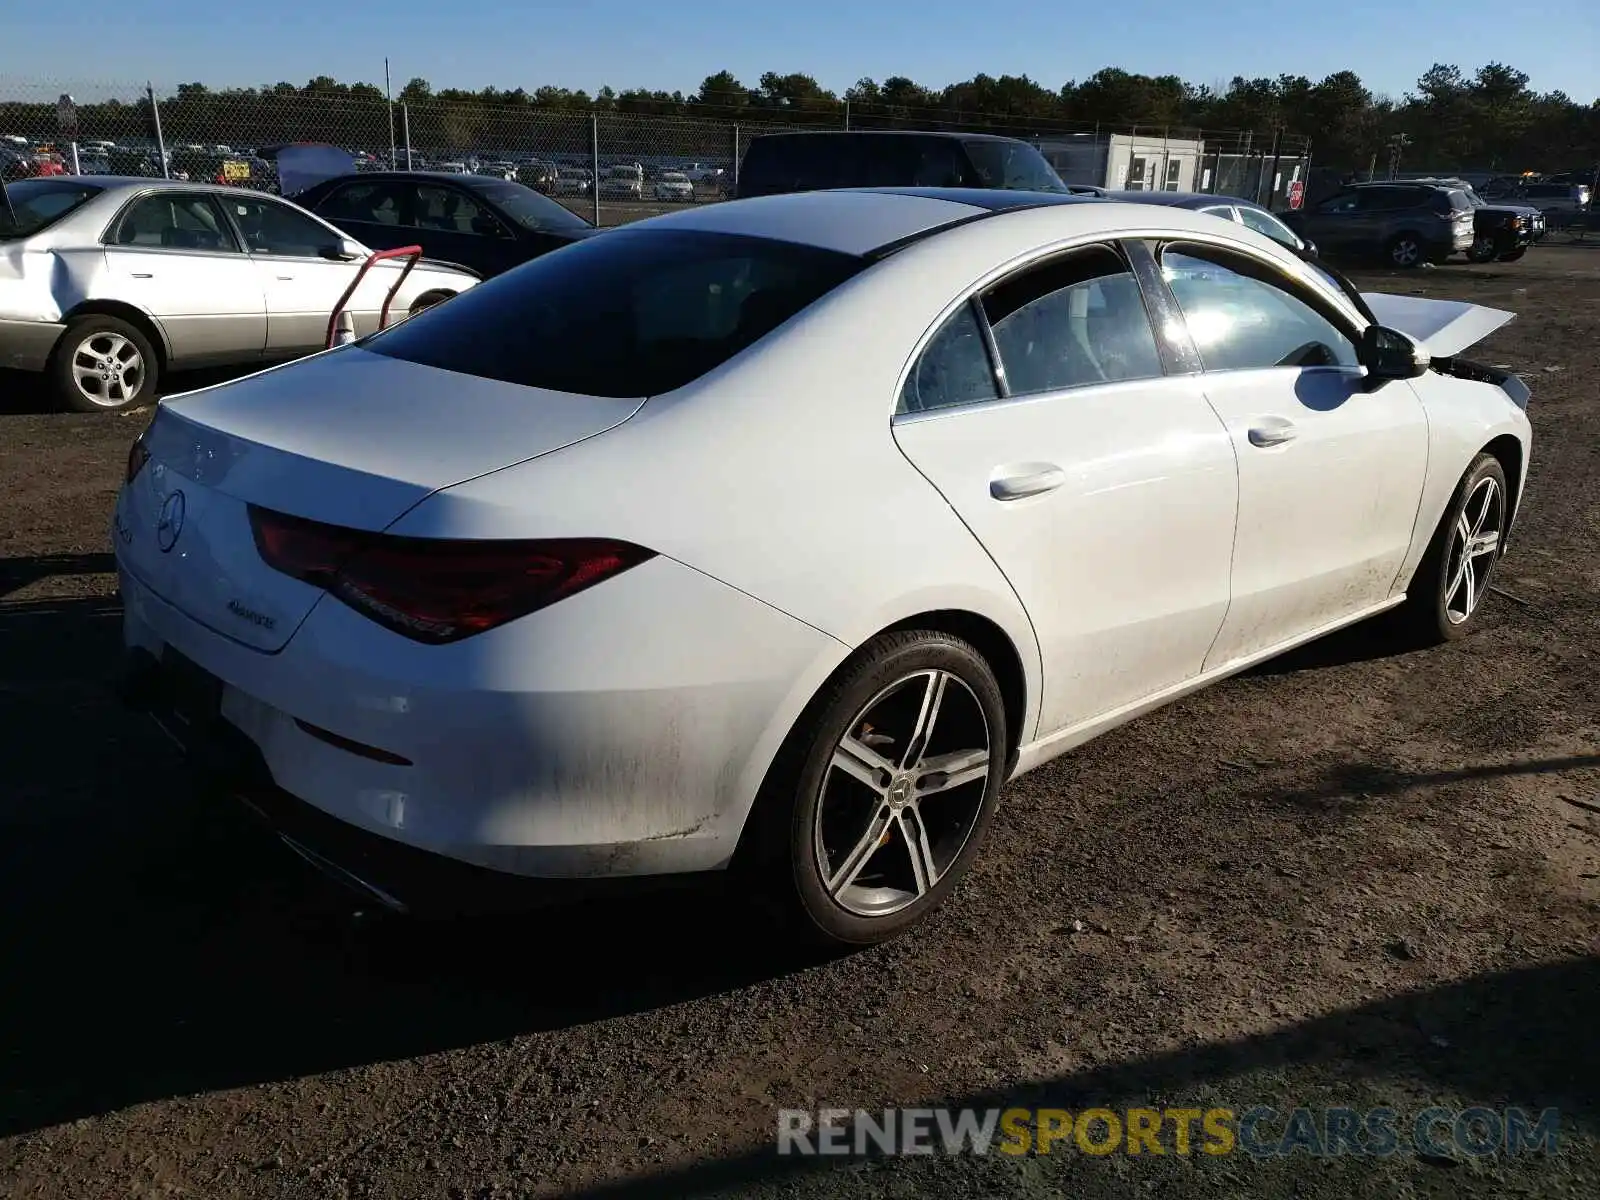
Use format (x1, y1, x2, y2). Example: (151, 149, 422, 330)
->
(1475, 203, 1542, 217)
(1361, 292, 1515, 357)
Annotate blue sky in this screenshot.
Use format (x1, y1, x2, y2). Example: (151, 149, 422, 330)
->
(4, 0, 1597, 103)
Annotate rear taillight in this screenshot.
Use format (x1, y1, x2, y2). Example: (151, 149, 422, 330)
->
(248, 506, 654, 644)
(126, 437, 150, 484)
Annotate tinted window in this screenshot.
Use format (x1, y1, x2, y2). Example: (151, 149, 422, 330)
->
(980, 245, 1162, 396)
(899, 303, 998, 415)
(1355, 188, 1412, 211)
(1316, 192, 1359, 214)
(111, 193, 237, 251)
(364, 229, 866, 397)
(1, 178, 102, 238)
(1160, 244, 1359, 372)
(960, 140, 1069, 192)
(223, 195, 338, 256)
(318, 180, 406, 225)
(413, 184, 505, 236)
(470, 179, 592, 232)
(1427, 189, 1472, 214)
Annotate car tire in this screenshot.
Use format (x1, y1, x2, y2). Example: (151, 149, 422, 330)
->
(740, 630, 1009, 949)
(1497, 247, 1527, 262)
(1466, 235, 1499, 263)
(1386, 233, 1425, 268)
(48, 313, 160, 413)
(1397, 452, 1510, 645)
(407, 290, 455, 318)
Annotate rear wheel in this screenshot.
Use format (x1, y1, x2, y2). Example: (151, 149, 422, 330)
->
(49, 314, 159, 413)
(742, 630, 1008, 948)
(1387, 233, 1425, 268)
(1397, 452, 1509, 644)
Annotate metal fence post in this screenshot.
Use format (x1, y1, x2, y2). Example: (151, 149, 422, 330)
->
(591, 113, 601, 225)
(1265, 128, 1282, 207)
(732, 123, 740, 193)
(147, 83, 169, 178)
(401, 103, 412, 169)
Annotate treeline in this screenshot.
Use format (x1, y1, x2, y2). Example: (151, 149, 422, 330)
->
(5, 63, 1596, 172)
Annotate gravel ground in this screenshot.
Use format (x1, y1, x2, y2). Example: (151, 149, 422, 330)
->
(1, 245, 1596, 1199)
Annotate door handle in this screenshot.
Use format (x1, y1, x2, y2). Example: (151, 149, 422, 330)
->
(276, 275, 295, 281)
(990, 464, 1066, 501)
(1247, 422, 1298, 447)
(131, 272, 153, 279)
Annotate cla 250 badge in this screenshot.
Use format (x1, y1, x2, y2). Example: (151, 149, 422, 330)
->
(227, 599, 276, 630)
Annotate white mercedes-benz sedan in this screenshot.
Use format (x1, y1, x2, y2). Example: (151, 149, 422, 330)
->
(111, 187, 1532, 946)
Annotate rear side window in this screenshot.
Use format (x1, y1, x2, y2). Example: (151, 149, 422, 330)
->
(959, 140, 1069, 193)
(363, 229, 866, 397)
(318, 181, 406, 225)
(1428, 190, 1472, 213)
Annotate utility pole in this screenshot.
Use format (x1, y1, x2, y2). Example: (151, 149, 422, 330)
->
(1386, 132, 1412, 180)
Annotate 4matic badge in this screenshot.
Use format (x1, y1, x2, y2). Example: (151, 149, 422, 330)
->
(227, 600, 276, 630)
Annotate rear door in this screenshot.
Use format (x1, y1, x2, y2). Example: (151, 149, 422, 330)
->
(890, 242, 1238, 737)
(403, 182, 517, 276)
(1299, 191, 1360, 252)
(306, 178, 410, 255)
(100, 190, 266, 367)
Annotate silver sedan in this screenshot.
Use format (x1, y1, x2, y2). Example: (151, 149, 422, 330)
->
(1, 176, 480, 411)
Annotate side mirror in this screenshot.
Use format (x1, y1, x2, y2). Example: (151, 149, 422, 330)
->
(1299, 237, 1319, 258)
(319, 237, 366, 262)
(1359, 324, 1429, 384)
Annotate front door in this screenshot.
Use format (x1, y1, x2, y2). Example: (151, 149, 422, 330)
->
(1152, 240, 1429, 667)
(891, 243, 1239, 738)
(217, 193, 377, 354)
(100, 191, 266, 368)
(404, 183, 518, 277)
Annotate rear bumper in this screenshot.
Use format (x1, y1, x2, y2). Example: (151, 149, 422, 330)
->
(0, 318, 64, 372)
(114, 645, 720, 915)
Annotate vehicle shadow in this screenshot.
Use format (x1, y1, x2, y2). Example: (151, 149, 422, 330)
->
(1242, 616, 1418, 677)
(557, 955, 1600, 1198)
(0, 584, 832, 1138)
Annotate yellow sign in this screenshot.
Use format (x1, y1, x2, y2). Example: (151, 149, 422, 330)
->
(221, 160, 251, 181)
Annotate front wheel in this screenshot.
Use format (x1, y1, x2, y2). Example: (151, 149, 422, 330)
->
(1466, 235, 1499, 264)
(1397, 452, 1510, 644)
(742, 630, 1008, 948)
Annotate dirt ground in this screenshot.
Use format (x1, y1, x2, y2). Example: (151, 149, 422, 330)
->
(0, 245, 1597, 1199)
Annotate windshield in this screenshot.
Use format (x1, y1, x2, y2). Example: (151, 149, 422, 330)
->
(960, 140, 1069, 193)
(364, 229, 866, 397)
(472, 179, 592, 232)
(0, 178, 103, 238)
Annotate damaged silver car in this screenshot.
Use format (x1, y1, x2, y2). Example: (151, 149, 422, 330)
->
(1, 176, 479, 411)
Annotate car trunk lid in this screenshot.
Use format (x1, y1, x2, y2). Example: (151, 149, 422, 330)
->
(117, 347, 643, 652)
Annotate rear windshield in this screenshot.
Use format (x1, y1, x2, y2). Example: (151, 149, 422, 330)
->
(959, 140, 1069, 193)
(363, 229, 866, 397)
(0, 177, 103, 238)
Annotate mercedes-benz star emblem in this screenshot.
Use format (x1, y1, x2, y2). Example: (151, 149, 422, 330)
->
(156, 490, 186, 553)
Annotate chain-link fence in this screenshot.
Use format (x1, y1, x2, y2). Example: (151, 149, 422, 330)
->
(3, 76, 1313, 225)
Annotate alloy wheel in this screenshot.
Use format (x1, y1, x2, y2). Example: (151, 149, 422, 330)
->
(1390, 237, 1421, 267)
(71, 332, 145, 408)
(813, 669, 992, 919)
(1442, 475, 1505, 624)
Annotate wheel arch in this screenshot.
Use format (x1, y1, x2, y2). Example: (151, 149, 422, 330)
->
(1482, 432, 1524, 529)
(869, 609, 1030, 776)
(57, 300, 172, 371)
